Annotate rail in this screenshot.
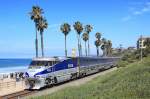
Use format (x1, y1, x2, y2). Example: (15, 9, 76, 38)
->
(0, 90, 36, 99)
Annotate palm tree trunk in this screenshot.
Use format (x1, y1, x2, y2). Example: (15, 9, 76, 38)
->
(65, 35, 67, 57)
(77, 34, 80, 57)
(108, 47, 110, 56)
(102, 49, 105, 56)
(35, 24, 38, 58)
(85, 41, 87, 56)
(97, 47, 99, 56)
(88, 39, 90, 56)
(79, 34, 82, 56)
(104, 47, 107, 57)
(98, 47, 99, 56)
(40, 31, 44, 57)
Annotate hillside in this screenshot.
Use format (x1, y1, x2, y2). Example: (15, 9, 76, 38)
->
(30, 57, 150, 99)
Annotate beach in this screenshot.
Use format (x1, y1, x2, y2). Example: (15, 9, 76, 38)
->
(0, 59, 31, 96)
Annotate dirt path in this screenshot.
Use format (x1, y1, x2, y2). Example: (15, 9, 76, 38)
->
(24, 67, 117, 99)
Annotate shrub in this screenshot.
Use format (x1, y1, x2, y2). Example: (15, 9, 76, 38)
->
(116, 60, 129, 68)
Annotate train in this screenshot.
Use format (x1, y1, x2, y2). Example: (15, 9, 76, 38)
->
(25, 56, 120, 89)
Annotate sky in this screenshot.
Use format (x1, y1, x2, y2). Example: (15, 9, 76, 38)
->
(0, 0, 150, 58)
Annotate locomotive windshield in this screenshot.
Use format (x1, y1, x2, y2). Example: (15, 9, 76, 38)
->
(29, 60, 59, 67)
(30, 61, 49, 66)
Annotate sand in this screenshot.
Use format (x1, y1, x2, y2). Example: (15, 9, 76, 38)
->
(0, 78, 25, 96)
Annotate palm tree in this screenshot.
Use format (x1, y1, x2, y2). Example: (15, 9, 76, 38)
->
(101, 38, 107, 57)
(30, 6, 43, 57)
(95, 40, 101, 56)
(95, 32, 102, 56)
(73, 21, 83, 56)
(82, 33, 89, 56)
(37, 17, 48, 57)
(85, 25, 93, 56)
(144, 38, 150, 47)
(60, 23, 71, 57)
(95, 32, 101, 40)
(107, 40, 112, 56)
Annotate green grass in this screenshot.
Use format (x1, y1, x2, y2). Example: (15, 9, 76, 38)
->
(30, 57, 150, 99)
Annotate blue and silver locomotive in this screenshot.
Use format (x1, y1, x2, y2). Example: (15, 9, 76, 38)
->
(25, 57, 119, 89)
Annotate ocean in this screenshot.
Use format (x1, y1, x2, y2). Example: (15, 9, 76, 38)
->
(0, 59, 31, 74)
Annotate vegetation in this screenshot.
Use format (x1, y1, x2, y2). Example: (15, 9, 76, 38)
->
(30, 6, 43, 57)
(30, 56, 150, 99)
(30, 6, 48, 57)
(100, 38, 112, 57)
(95, 32, 101, 40)
(60, 23, 71, 57)
(37, 17, 48, 57)
(94, 39, 101, 56)
(142, 38, 150, 57)
(73, 21, 83, 56)
(84, 25, 93, 56)
(82, 33, 89, 56)
(94, 32, 101, 56)
(29, 6, 113, 57)
(101, 38, 107, 56)
(117, 39, 150, 67)
(94, 33, 113, 57)
(144, 38, 150, 47)
(106, 40, 112, 56)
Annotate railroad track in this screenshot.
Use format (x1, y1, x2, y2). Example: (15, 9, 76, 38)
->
(0, 90, 36, 99)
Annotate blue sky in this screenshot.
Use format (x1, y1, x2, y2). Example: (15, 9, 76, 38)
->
(0, 0, 150, 58)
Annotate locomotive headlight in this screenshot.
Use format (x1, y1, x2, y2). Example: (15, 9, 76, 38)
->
(35, 75, 45, 79)
(35, 75, 41, 78)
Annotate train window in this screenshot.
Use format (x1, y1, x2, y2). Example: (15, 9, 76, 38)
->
(29, 61, 48, 67)
(53, 61, 59, 65)
(48, 61, 53, 66)
(47, 61, 59, 66)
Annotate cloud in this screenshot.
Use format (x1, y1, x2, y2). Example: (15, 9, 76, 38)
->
(146, 2, 150, 5)
(133, 11, 142, 15)
(122, 1, 150, 22)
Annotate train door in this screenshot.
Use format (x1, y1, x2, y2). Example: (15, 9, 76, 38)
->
(49, 61, 55, 78)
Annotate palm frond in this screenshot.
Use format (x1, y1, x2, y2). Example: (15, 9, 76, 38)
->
(82, 33, 89, 42)
(85, 25, 93, 33)
(60, 23, 71, 36)
(73, 21, 83, 34)
(95, 32, 101, 40)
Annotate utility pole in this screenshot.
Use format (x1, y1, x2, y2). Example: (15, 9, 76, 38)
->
(140, 45, 143, 61)
(140, 35, 143, 61)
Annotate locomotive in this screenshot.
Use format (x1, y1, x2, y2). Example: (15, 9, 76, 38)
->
(25, 56, 119, 89)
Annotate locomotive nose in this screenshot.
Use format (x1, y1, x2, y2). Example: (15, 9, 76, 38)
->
(26, 67, 45, 78)
(25, 72, 29, 77)
(29, 80, 35, 89)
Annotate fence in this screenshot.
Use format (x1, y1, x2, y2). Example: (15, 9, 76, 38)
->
(0, 79, 25, 91)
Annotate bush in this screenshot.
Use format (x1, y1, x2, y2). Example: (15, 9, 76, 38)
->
(116, 60, 129, 68)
